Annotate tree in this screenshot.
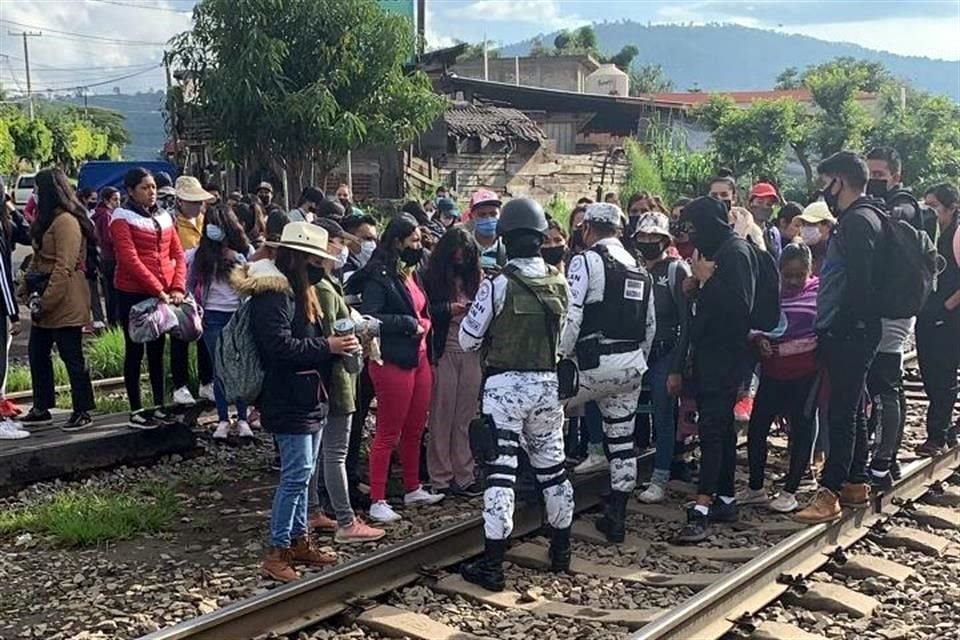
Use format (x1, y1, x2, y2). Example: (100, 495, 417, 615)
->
(573, 25, 597, 52)
(0, 119, 15, 175)
(457, 39, 499, 62)
(553, 31, 573, 51)
(170, 0, 445, 192)
(629, 64, 674, 95)
(603, 45, 638, 73)
(7, 114, 53, 167)
(775, 67, 801, 90)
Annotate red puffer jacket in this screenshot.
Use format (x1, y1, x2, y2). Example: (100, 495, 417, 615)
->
(110, 203, 186, 297)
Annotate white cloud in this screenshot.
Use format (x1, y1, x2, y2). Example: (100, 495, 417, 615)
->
(424, 2, 457, 51)
(775, 17, 960, 61)
(446, 0, 587, 30)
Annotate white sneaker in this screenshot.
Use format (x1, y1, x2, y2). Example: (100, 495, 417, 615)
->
(212, 421, 231, 440)
(235, 420, 254, 438)
(198, 383, 215, 402)
(573, 452, 609, 475)
(404, 485, 445, 506)
(92, 320, 106, 331)
(638, 483, 666, 504)
(769, 491, 799, 513)
(735, 487, 769, 506)
(0, 419, 29, 440)
(368, 500, 402, 523)
(173, 386, 196, 405)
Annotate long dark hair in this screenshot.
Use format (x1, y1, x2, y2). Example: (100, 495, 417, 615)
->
(191, 205, 249, 290)
(274, 246, 321, 324)
(31, 168, 96, 245)
(234, 201, 266, 242)
(370, 213, 419, 274)
(424, 226, 482, 301)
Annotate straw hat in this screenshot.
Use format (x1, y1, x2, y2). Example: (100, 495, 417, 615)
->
(174, 176, 215, 203)
(266, 221, 337, 261)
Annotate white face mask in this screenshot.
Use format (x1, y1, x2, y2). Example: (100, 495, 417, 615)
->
(358, 240, 376, 267)
(334, 245, 349, 270)
(799, 226, 822, 246)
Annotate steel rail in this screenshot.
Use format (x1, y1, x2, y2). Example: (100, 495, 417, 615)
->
(628, 445, 960, 640)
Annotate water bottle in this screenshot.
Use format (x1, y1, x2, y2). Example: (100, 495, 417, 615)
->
(333, 318, 362, 374)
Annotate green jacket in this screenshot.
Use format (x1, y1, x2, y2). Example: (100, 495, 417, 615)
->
(316, 276, 357, 416)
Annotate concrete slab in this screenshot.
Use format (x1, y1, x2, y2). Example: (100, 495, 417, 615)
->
(908, 504, 960, 530)
(752, 621, 828, 640)
(358, 605, 484, 640)
(829, 555, 914, 582)
(570, 519, 650, 557)
(782, 581, 879, 618)
(879, 526, 953, 556)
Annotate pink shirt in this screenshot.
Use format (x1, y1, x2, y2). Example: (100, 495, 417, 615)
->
(406, 275, 431, 353)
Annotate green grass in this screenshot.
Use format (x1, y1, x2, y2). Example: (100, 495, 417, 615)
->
(178, 466, 226, 488)
(0, 482, 180, 547)
(84, 328, 126, 378)
(544, 192, 572, 228)
(620, 138, 666, 210)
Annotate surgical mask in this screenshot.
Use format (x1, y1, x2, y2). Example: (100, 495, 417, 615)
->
(819, 179, 841, 213)
(475, 217, 497, 237)
(799, 226, 822, 246)
(334, 245, 349, 270)
(636, 241, 664, 261)
(205, 224, 225, 242)
(541, 246, 566, 266)
(358, 240, 376, 267)
(400, 246, 423, 266)
(866, 178, 889, 199)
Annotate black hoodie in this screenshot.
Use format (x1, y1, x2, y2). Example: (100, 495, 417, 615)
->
(682, 197, 757, 391)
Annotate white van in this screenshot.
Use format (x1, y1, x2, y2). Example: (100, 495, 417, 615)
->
(13, 173, 36, 211)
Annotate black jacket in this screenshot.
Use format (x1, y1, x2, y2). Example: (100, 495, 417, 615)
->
(236, 260, 331, 434)
(349, 260, 432, 369)
(0, 209, 30, 320)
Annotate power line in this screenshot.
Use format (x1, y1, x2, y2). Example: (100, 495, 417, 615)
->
(33, 63, 163, 92)
(0, 54, 160, 72)
(0, 18, 168, 46)
(85, 0, 194, 14)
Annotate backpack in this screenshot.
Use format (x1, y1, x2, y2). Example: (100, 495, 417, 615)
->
(748, 240, 782, 332)
(886, 188, 937, 234)
(863, 202, 937, 319)
(214, 298, 264, 403)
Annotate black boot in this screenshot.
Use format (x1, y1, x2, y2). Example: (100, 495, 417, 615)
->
(594, 490, 628, 543)
(461, 538, 507, 591)
(548, 526, 571, 573)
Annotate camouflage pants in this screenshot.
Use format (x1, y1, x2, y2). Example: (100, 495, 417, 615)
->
(481, 372, 574, 540)
(566, 354, 645, 492)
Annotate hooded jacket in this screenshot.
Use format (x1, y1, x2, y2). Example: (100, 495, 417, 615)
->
(233, 259, 331, 433)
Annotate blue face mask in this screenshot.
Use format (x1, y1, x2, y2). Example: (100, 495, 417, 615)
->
(205, 224, 226, 242)
(475, 217, 498, 237)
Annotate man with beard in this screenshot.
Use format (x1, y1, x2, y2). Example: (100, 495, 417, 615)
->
(673, 196, 756, 543)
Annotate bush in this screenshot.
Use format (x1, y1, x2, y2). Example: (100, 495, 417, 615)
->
(621, 138, 665, 210)
(84, 328, 126, 378)
(544, 192, 571, 228)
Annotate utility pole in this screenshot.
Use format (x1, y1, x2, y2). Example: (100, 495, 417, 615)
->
(9, 31, 41, 119)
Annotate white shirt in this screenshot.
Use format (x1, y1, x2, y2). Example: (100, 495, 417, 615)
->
(559, 237, 656, 360)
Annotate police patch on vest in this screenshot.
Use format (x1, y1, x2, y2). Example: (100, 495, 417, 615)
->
(624, 278, 645, 301)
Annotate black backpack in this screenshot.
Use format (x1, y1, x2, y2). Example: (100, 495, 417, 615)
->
(747, 239, 781, 332)
(863, 202, 937, 319)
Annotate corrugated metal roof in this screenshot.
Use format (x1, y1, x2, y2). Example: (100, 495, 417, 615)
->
(443, 103, 544, 143)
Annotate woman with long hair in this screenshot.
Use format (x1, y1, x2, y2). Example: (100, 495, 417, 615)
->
(20, 168, 96, 431)
(92, 186, 121, 326)
(234, 200, 266, 248)
(423, 226, 484, 495)
(237, 222, 359, 582)
(187, 205, 253, 439)
(110, 167, 187, 429)
(354, 213, 444, 522)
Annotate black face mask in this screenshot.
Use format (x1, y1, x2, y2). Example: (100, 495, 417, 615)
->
(636, 241, 664, 261)
(866, 178, 889, 199)
(307, 264, 325, 284)
(541, 246, 566, 266)
(720, 199, 732, 213)
(819, 178, 841, 213)
(400, 246, 423, 266)
(258, 194, 271, 206)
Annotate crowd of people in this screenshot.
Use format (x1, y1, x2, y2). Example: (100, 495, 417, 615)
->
(0, 144, 958, 589)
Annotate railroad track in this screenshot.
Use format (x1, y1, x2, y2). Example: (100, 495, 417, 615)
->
(138, 353, 960, 640)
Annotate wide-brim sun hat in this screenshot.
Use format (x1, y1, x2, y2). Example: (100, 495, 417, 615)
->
(265, 221, 337, 261)
(633, 211, 672, 239)
(174, 175, 215, 203)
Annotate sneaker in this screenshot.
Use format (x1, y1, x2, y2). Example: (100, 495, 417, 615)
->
(368, 500, 402, 523)
(917, 439, 947, 458)
(709, 499, 738, 523)
(0, 420, 29, 440)
(335, 517, 386, 544)
(198, 383, 215, 402)
(20, 408, 53, 426)
(404, 485, 445, 506)
(454, 482, 485, 498)
(128, 411, 159, 430)
(735, 487, 768, 506)
(673, 507, 709, 544)
(573, 452, 609, 475)
(212, 421, 231, 440)
(92, 320, 107, 331)
(734, 396, 754, 422)
(261, 547, 300, 582)
(793, 488, 841, 524)
(308, 511, 337, 533)
(769, 491, 799, 513)
(61, 412, 93, 432)
(0, 399, 23, 418)
(248, 409, 261, 429)
(154, 408, 176, 423)
(869, 469, 894, 492)
(173, 386, 196, 405)
(638, 483, 666, 504)
(235, 420, 254, 438)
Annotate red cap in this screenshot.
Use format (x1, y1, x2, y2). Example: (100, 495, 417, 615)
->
(750, 182, 778, 200)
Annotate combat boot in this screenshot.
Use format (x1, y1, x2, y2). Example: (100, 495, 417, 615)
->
(461, 538, 507, 592)
(548, 526, 571, 573)
(595, 490, 629, 543)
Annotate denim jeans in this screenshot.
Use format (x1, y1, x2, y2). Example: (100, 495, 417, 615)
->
(270, 430, 322, 548)
(203, 310, 247, 423)
(645, 354, 676, 485)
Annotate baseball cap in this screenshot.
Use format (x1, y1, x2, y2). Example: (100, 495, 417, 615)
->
(437, 197, 460, 218)
(158, 185, 177, 197)
(583, 202, 625, 228)
(301, 186, 325, 205)
(634, 211, 672, 239)
(796, 201, 836, 225)
(750, 182, 779, 200)
(469, 189, 502, 210)
(257, 181, 273, 192)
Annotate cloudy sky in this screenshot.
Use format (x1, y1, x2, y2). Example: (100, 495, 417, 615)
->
(1, 0, 958, 95)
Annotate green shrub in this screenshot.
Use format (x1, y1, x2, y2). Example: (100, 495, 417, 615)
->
(544, 192, 571, 228)
(621, 138, 665, 209)
(85, 328, 126, 378)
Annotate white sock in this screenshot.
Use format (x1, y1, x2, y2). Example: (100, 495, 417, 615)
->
(871, 469, 890, 477)
(719, 495, 736, 504)
(693, 504, 709, 515)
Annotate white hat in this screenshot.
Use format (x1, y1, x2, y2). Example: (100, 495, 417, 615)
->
(633, 211, 672, 239)
(584, 202, 625, 228)
(796, 201, 836, 225)
(174, 176, 215, 203)
(266, 221, 337, 261)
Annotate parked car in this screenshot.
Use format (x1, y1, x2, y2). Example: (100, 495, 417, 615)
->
(13, 173, 36, 211)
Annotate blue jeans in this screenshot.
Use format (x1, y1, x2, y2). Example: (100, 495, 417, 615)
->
(271, 431, 322, 548)
(645, 354, 676, 485)
(203, 310, 247, 422)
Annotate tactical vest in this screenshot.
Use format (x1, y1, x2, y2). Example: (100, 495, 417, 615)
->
(580, 243, 652, 342)
(485, 266, 568, 372)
